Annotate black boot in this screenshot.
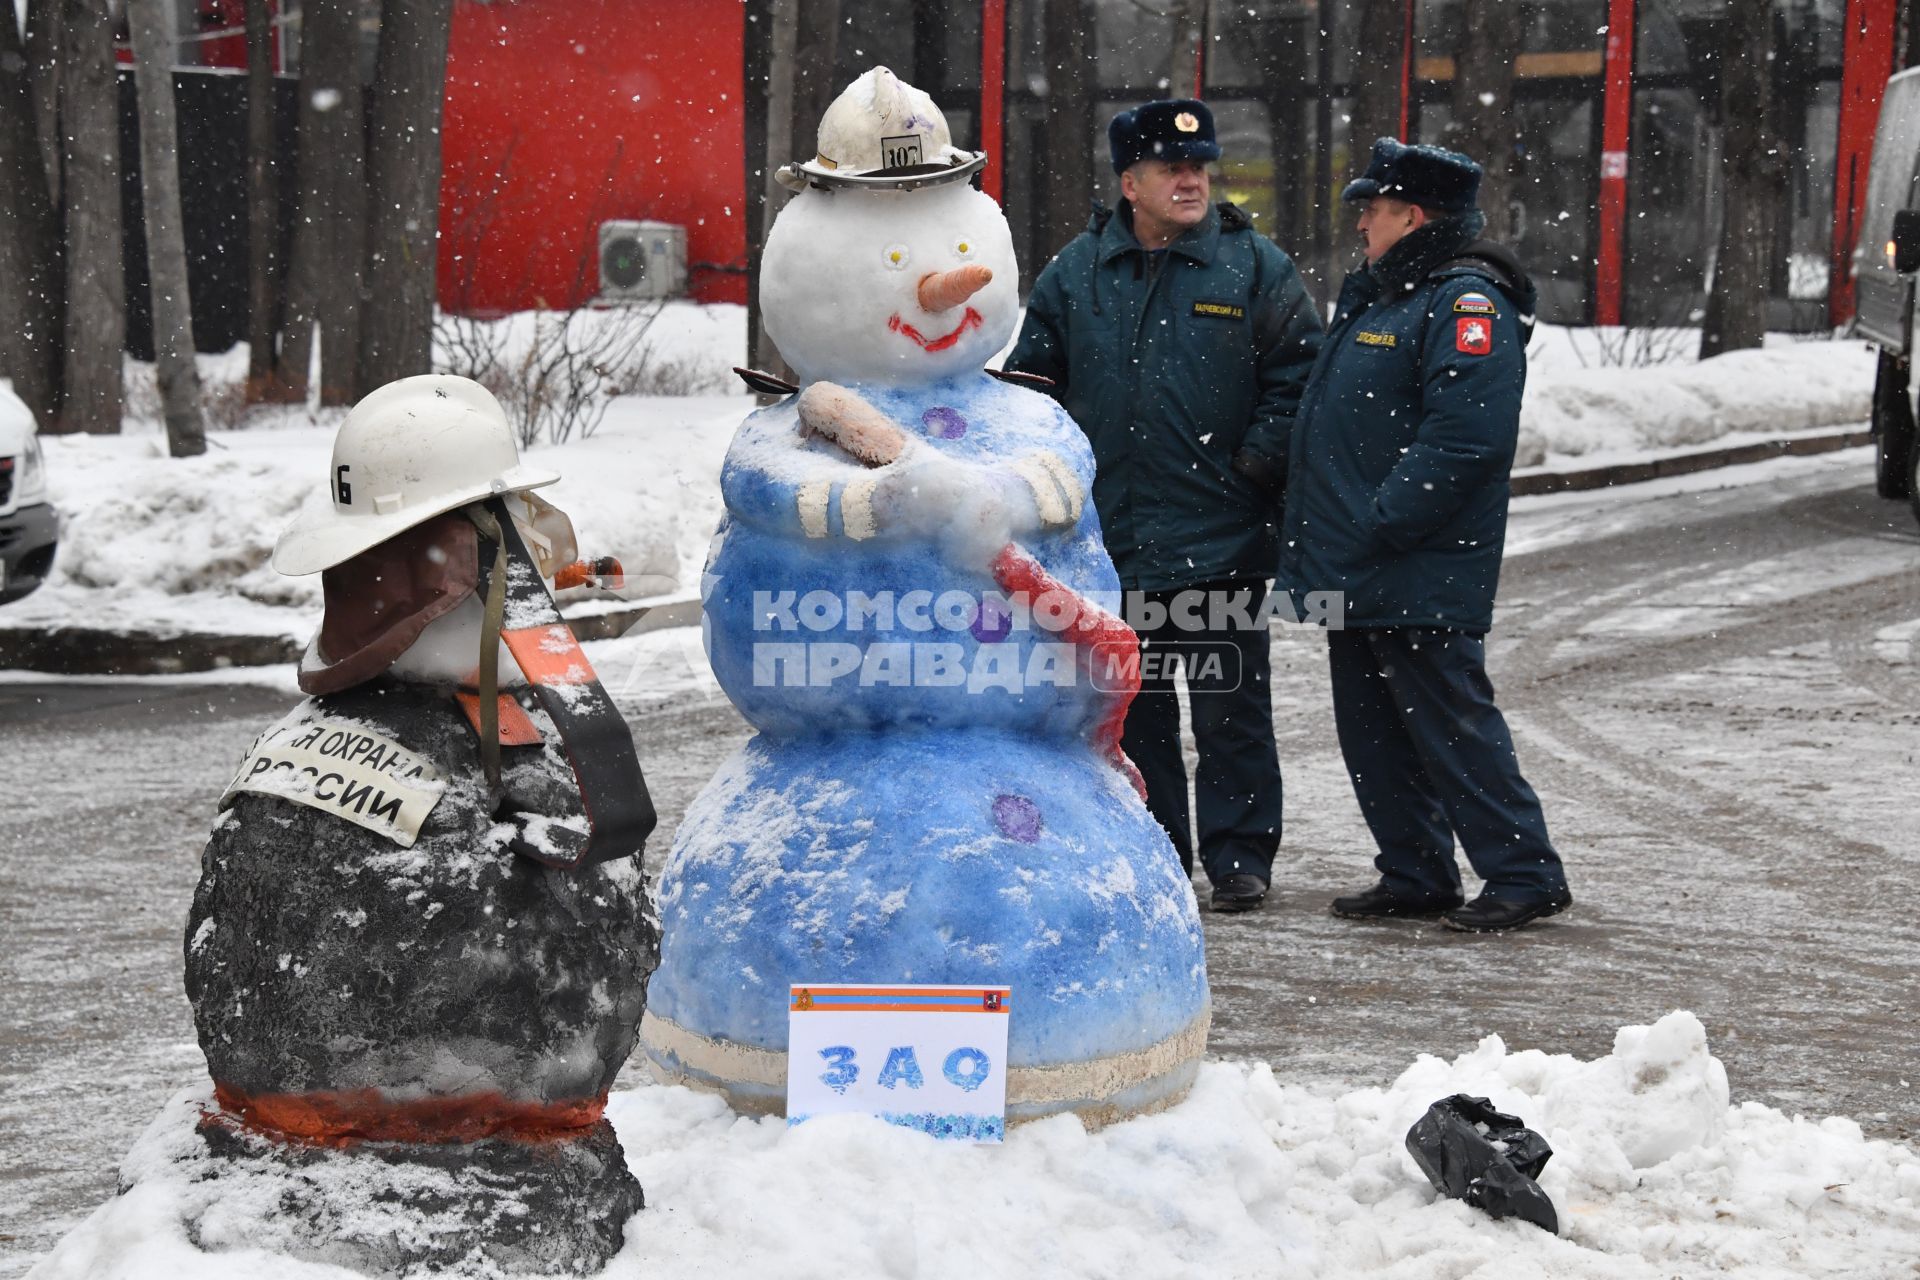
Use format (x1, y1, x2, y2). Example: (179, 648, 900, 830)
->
(1209, 873, 1267, 913)
(1442, 888, 1573, 933)
(1330, 881, 1464, 920)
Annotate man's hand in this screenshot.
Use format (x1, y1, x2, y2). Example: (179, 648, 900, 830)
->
(1231, 447, 1285, 495)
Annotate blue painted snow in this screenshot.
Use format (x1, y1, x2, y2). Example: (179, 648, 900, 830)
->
(650, 368, 1210, 1081)
(650, 729, 1207, 1067)
(707, 373, 1121, 737)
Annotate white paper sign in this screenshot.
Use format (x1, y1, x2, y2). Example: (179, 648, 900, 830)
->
(787, 984, 1012, 1142)
(221, 718, 445, 847)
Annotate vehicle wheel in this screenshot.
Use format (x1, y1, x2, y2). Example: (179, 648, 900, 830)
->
(1881, 358, 1912, 506)
(1873, 352, 1915, 500)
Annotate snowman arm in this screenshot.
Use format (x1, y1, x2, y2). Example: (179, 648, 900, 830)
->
(1006, 450, 1085, 531)
(720, 454, 894, 542)
(797, 382, 909, 466)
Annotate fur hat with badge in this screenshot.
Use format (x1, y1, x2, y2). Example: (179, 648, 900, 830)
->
(1342, 137, 1482, 214)
(1108, 98, 1221, 172)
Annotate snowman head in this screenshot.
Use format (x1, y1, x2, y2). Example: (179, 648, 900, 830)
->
(761, 68, 1018, 387)
(762, 179, 1019, 387)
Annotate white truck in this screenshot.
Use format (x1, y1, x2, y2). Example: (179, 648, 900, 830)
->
(1855, 65, 1920, 528)
(0, 382, 59, 603)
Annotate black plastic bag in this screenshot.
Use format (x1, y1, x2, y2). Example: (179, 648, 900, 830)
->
(1405, 1094, 1559, 1234)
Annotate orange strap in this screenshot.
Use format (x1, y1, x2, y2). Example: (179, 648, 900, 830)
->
(456, 690, 544, 746)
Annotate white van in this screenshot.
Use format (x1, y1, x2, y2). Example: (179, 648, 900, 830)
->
(0, 382, 59, 603)
(1855, 66, 1920, 526)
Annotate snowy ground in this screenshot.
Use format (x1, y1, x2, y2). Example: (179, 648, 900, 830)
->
(6, 447, 1919, 1278)
(28, 1015, 1920, 1280)
(4, 315, 1915, 1276)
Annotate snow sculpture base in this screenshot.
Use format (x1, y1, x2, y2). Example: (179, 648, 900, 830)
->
(640, 728, 1211, 1127)
(179, 686, 657, 1270)
(147, 1100, 641, 1276)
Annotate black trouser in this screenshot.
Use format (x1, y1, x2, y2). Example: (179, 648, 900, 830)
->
(1121, 578, 1281, 885)
(1326, 627, 1567, 901)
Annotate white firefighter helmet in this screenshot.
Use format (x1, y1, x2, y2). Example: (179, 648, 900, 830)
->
(777, 66, 987, 192)
(273, 374, 559, 576)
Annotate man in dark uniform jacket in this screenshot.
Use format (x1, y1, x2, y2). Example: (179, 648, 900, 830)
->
(1281, 138, 1572, 932)
(1008, 100, 1323, 912)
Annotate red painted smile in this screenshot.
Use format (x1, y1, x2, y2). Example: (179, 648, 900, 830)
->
(888, 307, 984, 353)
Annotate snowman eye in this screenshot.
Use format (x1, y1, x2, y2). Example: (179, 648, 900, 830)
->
(952, 235, 977, 259)
(882, 243, 911, 271)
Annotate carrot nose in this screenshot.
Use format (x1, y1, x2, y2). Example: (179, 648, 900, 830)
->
(918, 264, 993, 313)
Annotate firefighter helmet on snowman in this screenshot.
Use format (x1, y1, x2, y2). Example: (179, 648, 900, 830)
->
(777, 66, 987, 192)
(273, 375, 561, 577)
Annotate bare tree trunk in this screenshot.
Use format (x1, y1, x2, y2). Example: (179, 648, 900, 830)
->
(1039, 0, 1094, 260)
(0, 2, 65, 428)
(1348, 0, 1403, 182)
(792, 0, 842, 135)
(126, 0, 206, 457)
(58, 0, 123, 435)
(749, 0, 842, 378)
(1166, 0, 1199, 96)
(280, 0, 363, 405)
(357, 0, 454, 394)
(750, 0, 799, 377)
(1336, 0, 1405, 284)
(1700, 0, 1782, 360)
(244, 0, 287, 401)
(1447, 0, 1522, 240)
(23, 0, 61, 206)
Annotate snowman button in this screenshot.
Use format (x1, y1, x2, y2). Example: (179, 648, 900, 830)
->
(921, 406, 968, 440)
(992, 794, 1043, 844)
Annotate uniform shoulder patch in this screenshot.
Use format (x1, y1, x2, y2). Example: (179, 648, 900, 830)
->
(1456, 316, 1493, 355)
(1452, 291, 1498, 316)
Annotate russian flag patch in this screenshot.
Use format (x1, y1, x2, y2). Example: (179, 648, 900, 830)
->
(1453, 291, 1498, 316)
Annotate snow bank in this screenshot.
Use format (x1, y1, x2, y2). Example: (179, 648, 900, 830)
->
(1518, 335, 1873, 467)
(6, 307, 1880, 645)
(30, 1012, 1920, 1279)
(13, 393, 740, 641)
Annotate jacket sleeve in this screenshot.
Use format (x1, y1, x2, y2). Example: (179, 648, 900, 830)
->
(1005, 259, 1071, 398)
(1234, 244, 1324, 489)
(1369, 277, 1525, 550)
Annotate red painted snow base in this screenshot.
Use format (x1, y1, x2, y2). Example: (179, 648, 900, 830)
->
(208, 1082, 608, 1147)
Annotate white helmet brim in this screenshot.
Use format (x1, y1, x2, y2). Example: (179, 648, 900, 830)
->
(272, 462, 561, 576)
(777, 149, 989, 193)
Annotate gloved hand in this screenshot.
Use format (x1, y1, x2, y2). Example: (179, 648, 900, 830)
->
(1231, 447, 1286, 495)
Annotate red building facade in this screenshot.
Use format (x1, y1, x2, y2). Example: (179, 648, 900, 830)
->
(439, 0, 749, 311)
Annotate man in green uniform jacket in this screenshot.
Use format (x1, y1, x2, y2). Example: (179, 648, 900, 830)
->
(1008, 99, 1323, 912)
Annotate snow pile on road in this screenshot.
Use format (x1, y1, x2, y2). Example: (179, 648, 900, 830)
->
(31, 1012, 1920, 1279)
(1517, 336, 1873, 467)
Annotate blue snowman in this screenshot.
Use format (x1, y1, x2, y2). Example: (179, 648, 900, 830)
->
(639, 69, 1209, 1125)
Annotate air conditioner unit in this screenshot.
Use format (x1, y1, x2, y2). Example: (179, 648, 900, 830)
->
(598, 220, 687, 301)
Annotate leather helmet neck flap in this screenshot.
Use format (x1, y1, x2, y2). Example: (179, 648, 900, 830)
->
(302, 512, 481, 696)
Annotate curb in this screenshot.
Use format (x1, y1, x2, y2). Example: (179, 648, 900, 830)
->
(0, 430, 1875, 677)
(0, 597, 704, 678)
(1510, 427, 1870, 496)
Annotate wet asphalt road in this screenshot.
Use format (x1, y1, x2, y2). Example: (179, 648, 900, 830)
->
(2, 452, 1917, 1273)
